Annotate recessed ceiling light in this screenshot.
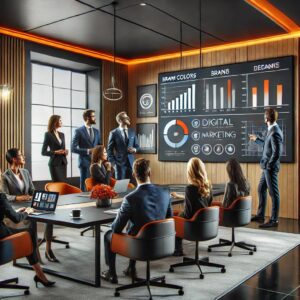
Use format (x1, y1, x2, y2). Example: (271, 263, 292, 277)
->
(140, 3, 146, 6)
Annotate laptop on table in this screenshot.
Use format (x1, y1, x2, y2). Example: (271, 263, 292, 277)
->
(30, 191, 59, 215)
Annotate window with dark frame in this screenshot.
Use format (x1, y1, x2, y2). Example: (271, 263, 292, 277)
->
(31, 63, 87, 180)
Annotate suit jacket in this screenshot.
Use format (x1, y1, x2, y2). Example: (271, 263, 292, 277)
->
(0, 193, 28, 239)
(222, 181, 250, 208)
(41, 131, 67, 166)
(107, 127, 139, 167)
(2, 168, 35, 202)
(90, 163, 111, 185)
(111, 184, 172, 236)
(71, 125, 101, 168)
(183, 185, 213, 219)
(255, 124, 283, 172)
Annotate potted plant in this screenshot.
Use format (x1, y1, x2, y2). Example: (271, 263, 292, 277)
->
(90, 184, 117, 208)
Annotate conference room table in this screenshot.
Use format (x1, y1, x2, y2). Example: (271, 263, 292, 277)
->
(13, 184, 225, 287)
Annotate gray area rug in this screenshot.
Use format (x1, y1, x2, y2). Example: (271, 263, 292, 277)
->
(1, 226, 299, 300)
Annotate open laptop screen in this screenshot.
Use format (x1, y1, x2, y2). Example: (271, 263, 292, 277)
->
(31, 191, 59, 212)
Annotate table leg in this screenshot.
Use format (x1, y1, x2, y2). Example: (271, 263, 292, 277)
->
(95, 224, 101, 287)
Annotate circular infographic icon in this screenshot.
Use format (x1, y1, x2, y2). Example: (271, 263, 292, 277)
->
(213, 144, 224, 155)
(202, 144, 212, 155)
(191, 131, 200, 141)
(191, 144, 201, 155)
(225, 144, 235, 155)
(163, 119, 189, 148)
(191, 119, 200, 128)
(139, 93, 153, 110)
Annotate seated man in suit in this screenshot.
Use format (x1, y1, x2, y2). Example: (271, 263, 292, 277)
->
(101, 158, 172, 284)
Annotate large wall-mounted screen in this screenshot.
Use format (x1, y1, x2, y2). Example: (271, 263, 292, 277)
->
(158, 56, 294, 162)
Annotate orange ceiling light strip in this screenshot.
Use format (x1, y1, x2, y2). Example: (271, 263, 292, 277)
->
(0, 26, 129, 65)
(245, 0, 300, 32)
(128, 31, 300, 65)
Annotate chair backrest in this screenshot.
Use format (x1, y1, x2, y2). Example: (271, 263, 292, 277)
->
(221, 196, 252, 227)
(0, 232, 33, 266)
(112, 219, 175, 261)
(183, 206, 219, 241)
(45, 182, 82, 195)
(85, 178, 94, 192)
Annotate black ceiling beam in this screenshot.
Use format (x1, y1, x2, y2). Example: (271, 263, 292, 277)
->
(74, 0, 197, 50)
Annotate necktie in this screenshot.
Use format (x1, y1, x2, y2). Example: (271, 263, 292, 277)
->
(123, 129, 129, 145)
(89, 127, 94, 143)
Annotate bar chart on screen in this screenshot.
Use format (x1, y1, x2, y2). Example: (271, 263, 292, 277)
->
(136, 123, 157, 154)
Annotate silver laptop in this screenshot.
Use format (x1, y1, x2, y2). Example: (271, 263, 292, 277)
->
(30, 190, 59, 215)
(114, 179, 130, 193)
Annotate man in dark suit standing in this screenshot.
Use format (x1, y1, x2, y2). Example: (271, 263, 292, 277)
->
(101, 158, 173, 283)
(249, 108, 283, 228)
(107, 111, 139, 183)
(71, 109, 101, 191)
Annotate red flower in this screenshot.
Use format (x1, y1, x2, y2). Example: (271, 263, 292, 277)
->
(90, 184, 117, 200)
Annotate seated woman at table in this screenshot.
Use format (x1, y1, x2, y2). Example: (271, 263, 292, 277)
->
(2, 148, 59, 263)
(222, 158, 250, 208)
(171, 157, 213, 256)
(0, 173, 55, 287)
(90, 145, 112, 186)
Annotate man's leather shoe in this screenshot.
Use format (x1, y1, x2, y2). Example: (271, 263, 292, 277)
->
(101, 270, 118, 284)
(123, 266, 137, 279)
(251, 215, 265, 222)
(259, 220, 279, 228)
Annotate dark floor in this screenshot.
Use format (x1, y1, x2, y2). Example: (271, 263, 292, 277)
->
(219, 217, 300, 300)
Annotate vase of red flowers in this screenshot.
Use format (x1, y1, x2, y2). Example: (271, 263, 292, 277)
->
(90, 184, 117, 208)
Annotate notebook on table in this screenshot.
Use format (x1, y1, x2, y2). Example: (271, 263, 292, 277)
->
(30, 191, 59, 215)
(114, 179, 130, 197)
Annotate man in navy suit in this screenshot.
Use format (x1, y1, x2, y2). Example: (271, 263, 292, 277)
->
(107, 111, 139, 183)
(71, 109, 101, 191)
(249, 108, 283, 228)
(101, 158, 173, 284)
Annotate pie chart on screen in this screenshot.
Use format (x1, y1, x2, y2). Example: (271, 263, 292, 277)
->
(163, 119, 189, 148)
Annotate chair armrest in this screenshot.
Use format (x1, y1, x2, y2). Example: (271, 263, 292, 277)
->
(173, 216, 186, 238)
(111, 233, 137, 256)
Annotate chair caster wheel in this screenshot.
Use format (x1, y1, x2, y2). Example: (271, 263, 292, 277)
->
(178, 289, 184, 295)
(199, 274, 204, 279)
(254, 247, 257, 252)
(221, 268, 226, 273)
(114, 291, 120, 297)
(66, 245, 70, 249)
(207, 248, 211, 252)
(24, 290, 30, 295)
(228, 253, 232, 257)
(169, 267, 174, 273)
(249, 251, 253, 255)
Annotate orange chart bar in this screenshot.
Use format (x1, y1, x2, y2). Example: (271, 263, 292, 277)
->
(227, 80, 232, 108)
(252, 87, 257, 107)
(277, 84, 283, 106)
(264, 80, 269, 107)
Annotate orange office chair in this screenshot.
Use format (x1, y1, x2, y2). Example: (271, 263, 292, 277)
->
(169, 206, 226, 279)
(43, 182, 82, 248)
(111, 219, 184, 298)
(0, 232, 33, 295)
(85, 178, 95, 192)
(208, 196, 256, 256)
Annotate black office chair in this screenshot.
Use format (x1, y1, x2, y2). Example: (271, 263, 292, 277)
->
(208, 196, 257, 256)
(169, 206, 225, 279)
(111, 219, 184, 299)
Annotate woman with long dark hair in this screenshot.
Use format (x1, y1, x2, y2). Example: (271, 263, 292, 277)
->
(90, 145, 112, 185)
(222, 158, 250, 208)
(42, 115, 68, 182)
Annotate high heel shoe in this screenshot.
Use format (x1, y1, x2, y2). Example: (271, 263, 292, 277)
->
(45, 249, 60, 263)
(34, 275, 55, 287)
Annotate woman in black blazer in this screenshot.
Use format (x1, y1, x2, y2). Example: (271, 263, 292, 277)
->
(90, 145, 112, 185)
(0, 176, 55, 287)
(42, 115, 68, 182)
(171, 157, 213, 256)
(222, 158, 250, 208)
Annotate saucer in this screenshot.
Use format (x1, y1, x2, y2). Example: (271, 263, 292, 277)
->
(69, 213, 82, 219)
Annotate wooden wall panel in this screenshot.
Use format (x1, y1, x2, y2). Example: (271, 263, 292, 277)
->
(128, 39, 299, 219)
(0, 35, 24, 172)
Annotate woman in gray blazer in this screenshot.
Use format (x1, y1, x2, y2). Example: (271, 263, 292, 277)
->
(2, 148, 59, 263)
